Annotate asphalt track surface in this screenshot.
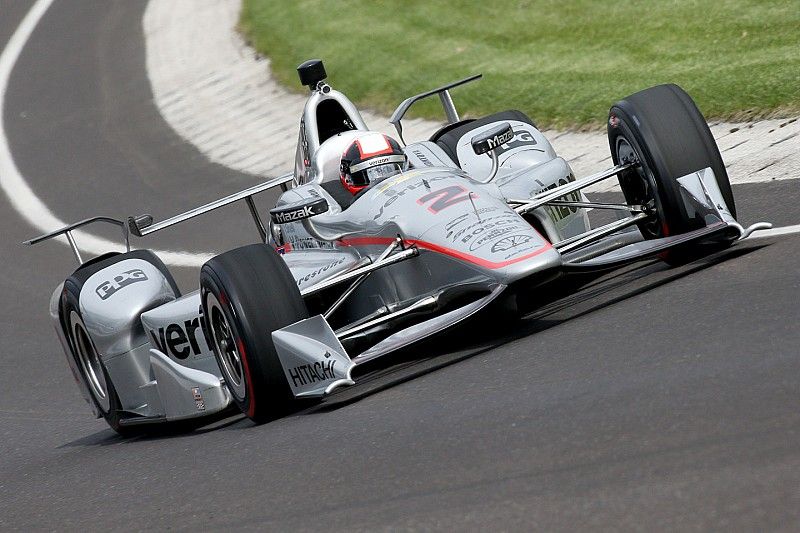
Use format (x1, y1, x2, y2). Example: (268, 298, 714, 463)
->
(2, 2, 799, 530)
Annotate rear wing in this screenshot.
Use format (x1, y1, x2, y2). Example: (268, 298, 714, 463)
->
(389, 74, 481, 144)
(24, 173, 293, 265)
(127, 173, 292, 239)
(23, 216, 131, 264)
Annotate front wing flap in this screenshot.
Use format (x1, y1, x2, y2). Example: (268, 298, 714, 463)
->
(273, 284, 506, 399)
(563, 167, 770, 269)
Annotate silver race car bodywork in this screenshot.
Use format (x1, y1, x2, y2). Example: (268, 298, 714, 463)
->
(48, 266, 230, 425)
(27, 60, 770, 430)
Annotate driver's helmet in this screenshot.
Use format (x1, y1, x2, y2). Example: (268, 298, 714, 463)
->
(339, 132, 406, 195)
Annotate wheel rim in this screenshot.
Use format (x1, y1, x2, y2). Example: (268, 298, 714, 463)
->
(69, 311, 110, 412)
(615, 136, 662, 238)
(205, 292, 247, 400)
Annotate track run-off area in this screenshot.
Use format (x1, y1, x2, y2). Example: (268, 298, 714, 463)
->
(1, 1, 799, 529)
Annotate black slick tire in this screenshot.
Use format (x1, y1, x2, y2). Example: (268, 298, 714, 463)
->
(607, 84, 736, 263)
(63, 285, 131, 435)
(61, 250, 179, 436)
(200, 244, 308, 423)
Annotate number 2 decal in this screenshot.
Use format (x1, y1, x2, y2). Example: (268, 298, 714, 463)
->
(417, 185, 474, 214)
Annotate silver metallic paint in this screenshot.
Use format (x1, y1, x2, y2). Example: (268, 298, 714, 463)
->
(102, 342, 154, 414)
(149, 348, 230, 420)
(79, 258, 176, 357)
(272, 315, 354, 398)
(295, 89, 369, 183)
(140, 290, 219, 376)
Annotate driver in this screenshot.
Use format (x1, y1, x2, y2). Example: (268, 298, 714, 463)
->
(339, 132, 407, 195)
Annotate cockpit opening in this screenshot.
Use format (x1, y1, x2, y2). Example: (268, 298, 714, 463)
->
(316, 99, 357, 145)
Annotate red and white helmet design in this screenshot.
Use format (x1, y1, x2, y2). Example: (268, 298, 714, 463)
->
(339, 132, 406, 195)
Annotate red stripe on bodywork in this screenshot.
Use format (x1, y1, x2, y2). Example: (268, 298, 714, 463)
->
(276, 241, 293, 254)
(338, 236, 553, 269)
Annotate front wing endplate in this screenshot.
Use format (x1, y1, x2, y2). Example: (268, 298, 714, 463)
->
(273, 315, 355, 398)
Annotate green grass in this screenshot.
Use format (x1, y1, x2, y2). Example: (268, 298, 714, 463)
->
(240, 0, 800, 130)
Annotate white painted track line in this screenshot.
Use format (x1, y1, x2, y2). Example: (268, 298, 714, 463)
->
(748, 224, 800, 239)
(0, 0, 210, 267)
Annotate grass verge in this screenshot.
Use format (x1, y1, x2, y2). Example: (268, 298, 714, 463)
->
(240, 0, 799, 129)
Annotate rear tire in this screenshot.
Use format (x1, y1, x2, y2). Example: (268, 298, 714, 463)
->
(61, 249, 180, 436)
(607, 84, 736, 263)
(200, 244, 308, 423)
(63, 293, 131, 435)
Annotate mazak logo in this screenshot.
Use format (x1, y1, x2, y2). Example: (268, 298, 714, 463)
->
(486, 128, 515, 150)
(491, 234, 534, 252)
(275, 205, 314, 223)
(272, 198, 327, 224)
(95, 269, 148, 300)
(493, 130, 537, 157)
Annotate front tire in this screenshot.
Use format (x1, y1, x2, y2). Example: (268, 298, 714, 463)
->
(200, 244, 308, 423)
(608, 84, 736, 263)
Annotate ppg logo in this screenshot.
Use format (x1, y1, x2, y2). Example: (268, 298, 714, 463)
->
(95, 269, 149, 300)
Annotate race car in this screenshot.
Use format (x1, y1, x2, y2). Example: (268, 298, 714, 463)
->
(26, 59, 769, 432)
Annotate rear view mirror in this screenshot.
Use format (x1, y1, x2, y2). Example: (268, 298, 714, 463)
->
(471, 122, 514, 155)
(270, 197, 329, 224)
(471, 122, 514, 183)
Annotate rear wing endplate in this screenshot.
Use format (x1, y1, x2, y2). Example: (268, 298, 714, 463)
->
(23, 216, 130, 264)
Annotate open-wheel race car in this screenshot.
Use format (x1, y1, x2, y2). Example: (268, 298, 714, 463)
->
(26, 59, 769, 432)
